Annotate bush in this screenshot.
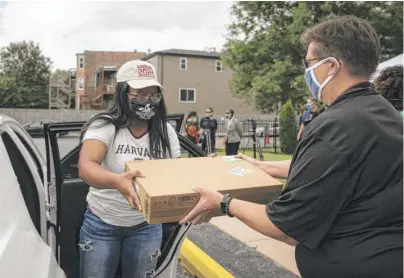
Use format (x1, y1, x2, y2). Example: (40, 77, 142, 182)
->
(280, 99, 298, 154)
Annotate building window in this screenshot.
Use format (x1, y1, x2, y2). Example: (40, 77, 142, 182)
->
(78, 56, 84, 69)
(78, 77, 84, 90)
(180, 58, 187, 70)
(179, 88, 196, 103)
(215, 60, 222, 72)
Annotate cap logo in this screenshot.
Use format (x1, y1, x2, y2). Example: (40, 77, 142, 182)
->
(137, 65, 155, 78)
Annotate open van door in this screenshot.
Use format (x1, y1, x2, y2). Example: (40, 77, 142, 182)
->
(43, 114, 206, 278)
(0, 115, 65, 277)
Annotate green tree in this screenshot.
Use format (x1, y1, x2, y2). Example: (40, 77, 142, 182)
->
(0, 41, 52, 108)
(223, 1, 403, 113)
(280, 99, 298, 154)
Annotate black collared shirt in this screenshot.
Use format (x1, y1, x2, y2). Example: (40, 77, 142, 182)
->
(302, 110, 320, 126)
(267, 83, 403, 277)
(200, 117, 218, 135)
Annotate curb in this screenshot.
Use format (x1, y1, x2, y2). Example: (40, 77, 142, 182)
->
(179, 237, 234, 278)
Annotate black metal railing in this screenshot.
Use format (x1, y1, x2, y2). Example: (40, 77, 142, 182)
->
(180, 118, 281, 154)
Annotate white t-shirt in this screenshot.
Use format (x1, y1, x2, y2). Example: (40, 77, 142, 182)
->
(82, 121, 181, 227)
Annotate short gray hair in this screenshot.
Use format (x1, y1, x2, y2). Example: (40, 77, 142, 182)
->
(301, 15, 381, 77)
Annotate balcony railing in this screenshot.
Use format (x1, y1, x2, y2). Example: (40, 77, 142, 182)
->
(96, 84, 115, 96)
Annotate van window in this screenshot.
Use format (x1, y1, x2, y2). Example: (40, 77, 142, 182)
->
(16, 133, 44, 183)
(1, 132, 41, 233)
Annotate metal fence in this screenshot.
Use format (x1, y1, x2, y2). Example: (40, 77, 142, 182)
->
(180, 118, 281, 153)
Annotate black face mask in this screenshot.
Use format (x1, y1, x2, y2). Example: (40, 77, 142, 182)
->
(128, 99, 160, 122)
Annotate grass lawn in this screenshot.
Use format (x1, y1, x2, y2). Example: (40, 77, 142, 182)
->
(216, 150, 292, 161)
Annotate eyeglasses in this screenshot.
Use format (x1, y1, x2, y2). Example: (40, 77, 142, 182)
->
(129, 89, 162, 103)
(205, 111, 212, 113)
(302, 57, 325, 69)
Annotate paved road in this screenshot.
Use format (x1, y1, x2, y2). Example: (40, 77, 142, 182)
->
(189, 224, 298, 278)
(32, 136, 296, 278)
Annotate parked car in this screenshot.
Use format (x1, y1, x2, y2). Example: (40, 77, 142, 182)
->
(23, 120, 68, 137)
(0, 113, 206, 278)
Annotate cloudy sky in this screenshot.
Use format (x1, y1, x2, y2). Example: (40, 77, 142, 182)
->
(0, 1, 233, 70)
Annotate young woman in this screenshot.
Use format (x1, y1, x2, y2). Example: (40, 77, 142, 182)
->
(183, 110, 199, 144)
(78, 60, 181, 278)
(223, 109, 243, 155)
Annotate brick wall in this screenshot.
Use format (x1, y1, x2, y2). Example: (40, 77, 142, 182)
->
(83, 51, 147, 97)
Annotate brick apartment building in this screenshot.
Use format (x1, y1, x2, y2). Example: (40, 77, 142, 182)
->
(75, 49, 260, 116)
(75, 50, 146, 110)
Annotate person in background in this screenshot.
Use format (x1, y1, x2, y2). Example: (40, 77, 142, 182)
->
(223, 109, 243, 155)
(373, 65, 403, 116)
(183, 111, 200, 145)
(199, 107, 217, 154)
(297, 98, 320, 140)
(181, 15, 403, 278)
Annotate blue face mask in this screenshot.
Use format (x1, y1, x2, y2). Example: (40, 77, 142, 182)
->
(304, 68, 321, 100)
(304, 57, 339, 101)
(305, 103, 312, 110)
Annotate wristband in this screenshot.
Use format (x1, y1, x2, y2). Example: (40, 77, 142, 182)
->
(220, 193, 235, 217)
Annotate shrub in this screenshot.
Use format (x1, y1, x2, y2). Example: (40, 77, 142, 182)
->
(280, 99, 298, 154)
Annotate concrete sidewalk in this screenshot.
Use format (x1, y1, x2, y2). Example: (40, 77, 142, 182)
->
(210, 216, 300, 277)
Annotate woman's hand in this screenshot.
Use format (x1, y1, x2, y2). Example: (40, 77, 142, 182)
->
(113, 170, 144, 211)
(180, 187, 223, 225)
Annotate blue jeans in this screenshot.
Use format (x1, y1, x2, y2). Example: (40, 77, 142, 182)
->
(79, 208, 162, 278)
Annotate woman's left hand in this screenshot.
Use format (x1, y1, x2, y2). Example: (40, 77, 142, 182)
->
(179, 187, 223, 225)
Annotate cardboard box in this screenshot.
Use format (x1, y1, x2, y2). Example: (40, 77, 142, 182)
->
(125, 156, 283, 224)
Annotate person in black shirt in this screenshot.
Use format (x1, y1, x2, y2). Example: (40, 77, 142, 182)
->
(199, 107, 217, 154)
(297, 98, 320, 140)
(180, 15, 403, 278)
